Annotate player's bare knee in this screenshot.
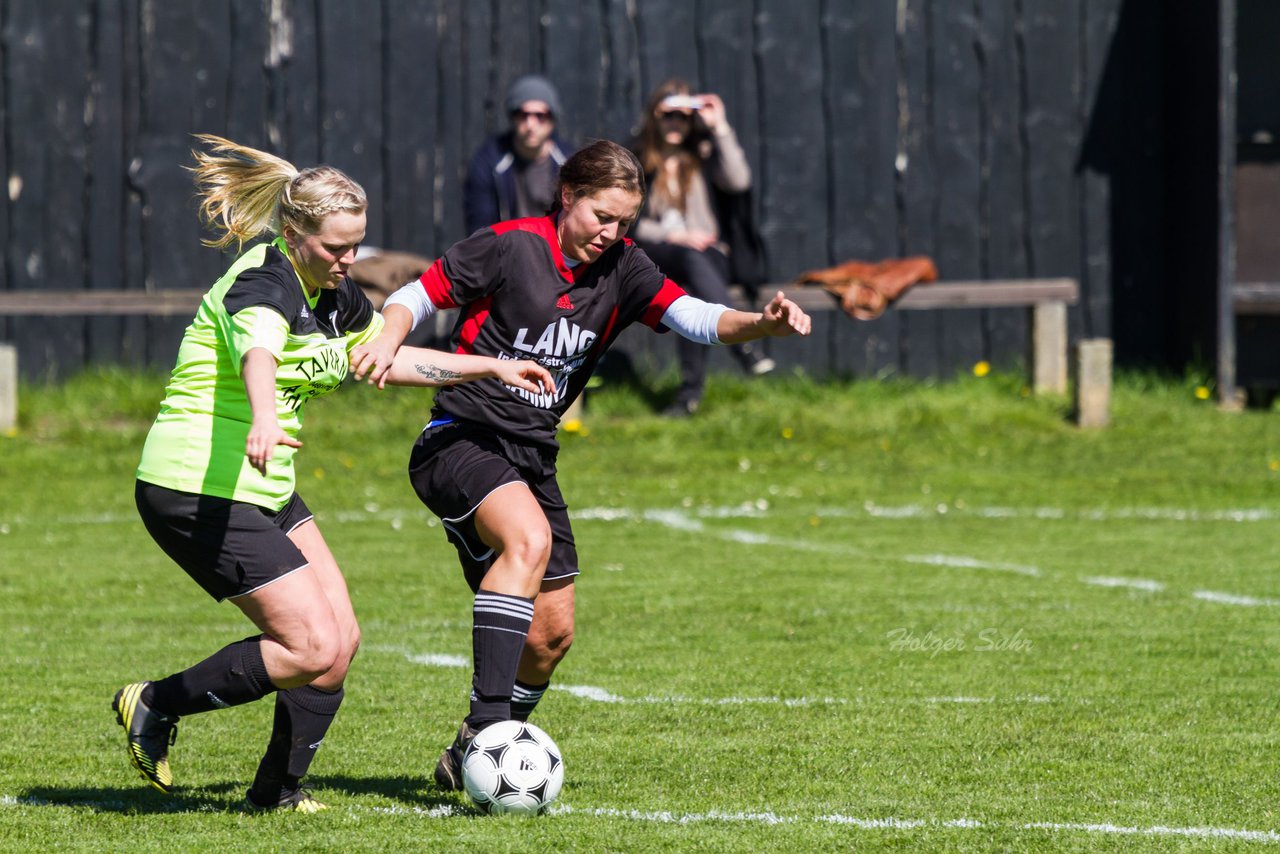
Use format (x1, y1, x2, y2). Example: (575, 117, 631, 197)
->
(507, 525, 552, 575)
(334, 624, 361, 676)
(291, 626, 341, 680)
(347, 622, 362, 660)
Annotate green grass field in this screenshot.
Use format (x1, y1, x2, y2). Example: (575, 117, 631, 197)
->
(2, 367, 1278, 851)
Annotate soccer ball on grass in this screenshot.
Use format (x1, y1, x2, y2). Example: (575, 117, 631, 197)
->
(461, 720, 564, 815)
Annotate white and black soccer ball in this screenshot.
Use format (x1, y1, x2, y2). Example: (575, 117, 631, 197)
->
(461, 720, 564, 815)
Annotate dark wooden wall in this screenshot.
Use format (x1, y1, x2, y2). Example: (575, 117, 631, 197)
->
(0, 0, 1188, 381)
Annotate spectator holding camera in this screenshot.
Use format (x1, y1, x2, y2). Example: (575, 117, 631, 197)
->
(464, 75, 574, 235)
(633, 79, 774, 417)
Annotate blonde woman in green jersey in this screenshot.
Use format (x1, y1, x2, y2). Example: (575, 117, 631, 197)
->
(112, 135, 552, 812)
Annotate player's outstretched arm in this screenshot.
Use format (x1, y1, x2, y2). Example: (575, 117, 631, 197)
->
(350, 304, 414, 388)
(382, 347, 555, 394)
(716, 291, 813, 343)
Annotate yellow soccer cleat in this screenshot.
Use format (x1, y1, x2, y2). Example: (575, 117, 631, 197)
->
(244, 785, 329, 813)
(112, 682, 179, 794)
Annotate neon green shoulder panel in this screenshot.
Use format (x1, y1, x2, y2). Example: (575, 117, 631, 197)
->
(136, 240, 377, 510)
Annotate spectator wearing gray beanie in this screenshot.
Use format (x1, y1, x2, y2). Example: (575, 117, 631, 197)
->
(464, 75, 574, 234)
(504, 75, 563, 120)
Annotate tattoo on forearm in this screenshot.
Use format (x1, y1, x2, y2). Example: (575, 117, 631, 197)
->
(414, 362, 463, 383)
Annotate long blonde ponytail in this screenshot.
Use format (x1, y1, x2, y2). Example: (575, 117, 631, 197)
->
(189, 134, 367, 250)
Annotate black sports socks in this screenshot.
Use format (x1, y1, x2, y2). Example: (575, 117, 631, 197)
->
(467, 589, 535, 728)
(249, 684, 345, 800)
(146, 635, 274, 716)
(511, 679, 549, 722)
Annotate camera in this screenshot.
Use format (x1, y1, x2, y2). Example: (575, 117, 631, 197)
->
(661, 95, 705, 111)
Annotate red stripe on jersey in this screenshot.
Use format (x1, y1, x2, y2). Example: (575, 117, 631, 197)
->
(492, 215, 573, 284)
(455, 296, 493, 355)
(640, 278, 689, 329)
(596, 306, 621, 354)
(420, 260, 458, 309)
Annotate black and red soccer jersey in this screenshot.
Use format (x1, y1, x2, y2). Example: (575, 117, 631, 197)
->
(417, 215, 685, 448)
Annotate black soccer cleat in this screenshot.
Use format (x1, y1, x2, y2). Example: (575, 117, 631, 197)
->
(112, 681, 179, 794)
(244, 784, 328, 813)
(433, 720, 481, 791)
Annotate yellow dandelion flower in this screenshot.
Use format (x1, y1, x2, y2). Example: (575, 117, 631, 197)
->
(1269, 459, 1280, 473)
(562, 419, 583, 434)
(973, 361, 991, 377)
(1194, 386, 1210, 400)
(313, 468, 326, 480)
(781, 427, 794, 440)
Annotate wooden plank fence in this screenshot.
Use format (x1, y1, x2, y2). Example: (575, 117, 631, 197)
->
(0, 0, 1162, 383)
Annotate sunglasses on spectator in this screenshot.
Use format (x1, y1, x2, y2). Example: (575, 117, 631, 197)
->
(659, 110, 693, 121)
(512, 109, 553, 123)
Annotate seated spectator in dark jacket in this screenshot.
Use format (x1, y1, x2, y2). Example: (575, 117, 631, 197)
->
(464, 75, 573, 234)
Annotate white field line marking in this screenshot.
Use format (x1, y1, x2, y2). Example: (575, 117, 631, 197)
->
(5, 794, 1277, 843)
(925, 696, 987, 704)
(554, 805, 1280, 843)
(366, 645, 469, 668)
(1, 511, 136, 526)
(377, 646, 847, 706)
(12, 501, 1279, 530)
(369, 803, 462, 818)
(0, 507, 434, 529)
(406, 652, 469, 668)
(902, 553, 1041, 577)
(18, 503, 1278, 608)
(1194, 590, 1280, 607)
(650, 512, 1039, 578)
(590, 506, 1040, 575)
(587, 505, 1280, 604)
(1081, 576, 1166, 592)
(924, 696, 1053, 704)
(381, 647, 1052, 707)
(559, 688, 847, 707)
(573, 505, 767, 522)
(847, 502, 1277, 524)
(1021, 820, 1280, 843)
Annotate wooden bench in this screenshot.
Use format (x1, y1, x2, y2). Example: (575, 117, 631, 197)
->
(733, 277, 1079, 394)
(0, 289, 208, 432)
(0, 277, 1080, 431)
(0, 289, 205, 317)
(1234, 281, 1280, 315)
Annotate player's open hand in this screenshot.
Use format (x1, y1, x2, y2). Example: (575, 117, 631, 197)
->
(245, 417, 302, 475)
(350, 336, 400, 389)
(759, 291, 812, 337)
(494, 359, 556, 395)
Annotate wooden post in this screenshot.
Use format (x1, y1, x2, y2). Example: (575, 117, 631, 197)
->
(1032, 301, 1068, 394)
(1073, 338, 1113, 428)
(1216, 0, 1239, 410)
(0, 344, 16, 434)
(560, 394, 585, 429)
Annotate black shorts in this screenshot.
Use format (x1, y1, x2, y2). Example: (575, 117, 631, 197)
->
(135, 480, 313, 602)
(407, 415, 578, 593)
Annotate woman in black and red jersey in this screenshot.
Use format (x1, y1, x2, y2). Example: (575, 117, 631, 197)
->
(350, 139, 811, 790)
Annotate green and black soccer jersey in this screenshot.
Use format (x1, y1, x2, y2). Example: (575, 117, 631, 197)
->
(137, 237, 383, 510)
